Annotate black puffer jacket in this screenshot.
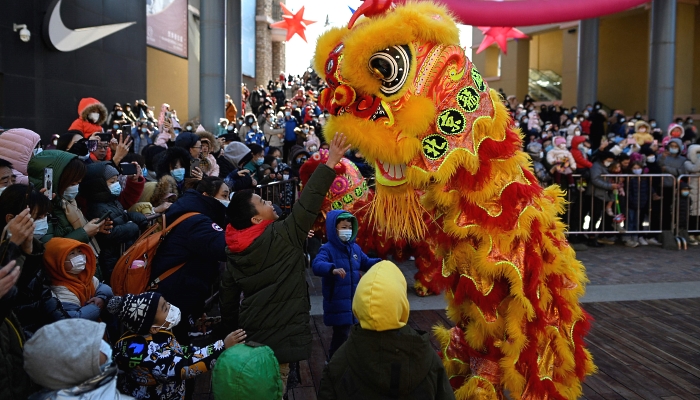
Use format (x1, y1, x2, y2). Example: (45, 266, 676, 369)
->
(79, 162, 148, 281)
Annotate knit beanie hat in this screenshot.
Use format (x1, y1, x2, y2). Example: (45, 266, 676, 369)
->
(174, 132, 200, 150)
(107, 292, 162, 334)
(554, 136, 566, 147)
(24, 319, 106, 390)
(103, 164, 119, 180)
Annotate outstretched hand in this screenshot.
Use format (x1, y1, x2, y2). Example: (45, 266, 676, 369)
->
(326, 133, 352, 168)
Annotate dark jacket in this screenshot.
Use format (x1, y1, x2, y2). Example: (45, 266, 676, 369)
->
(317, 325, 455, 400)
(79, 162, 147, 281)
(586, 160, 613, 201)
(221, 164, 336, 363)
(628, 175, 650, 211)
(312, 210, 380, 326)
(150, 190, 227, 323)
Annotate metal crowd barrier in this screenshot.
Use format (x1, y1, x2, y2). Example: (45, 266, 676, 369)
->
(675, 175, 700, 238)
(561, 174, 677, 236)
(254, 178, 299, 217)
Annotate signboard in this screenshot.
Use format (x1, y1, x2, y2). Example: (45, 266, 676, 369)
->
(147, 0, 188, 58)
(242, 0, 256, 77)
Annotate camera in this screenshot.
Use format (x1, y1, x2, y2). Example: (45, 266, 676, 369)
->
(13, 24, 30, 42)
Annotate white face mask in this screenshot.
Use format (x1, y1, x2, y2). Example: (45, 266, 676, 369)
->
(632, 169, 643, 175)
(88, 112, 100, 123)
(63, 184, 80, 201)
(219, 199, 230, 208)
(153, 304, 181, 330)
(33, 216, 49, 238)
(68, 254, 87, 274)
(283, 174, 289, 180)
(558, 143, 567, 150)
(604, 161, 612, 168)
(337, 229, 353, 242)
(647, 156, 656, 163)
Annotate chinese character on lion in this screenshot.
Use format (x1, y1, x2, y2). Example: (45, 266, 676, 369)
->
(312, 1, 596, 398)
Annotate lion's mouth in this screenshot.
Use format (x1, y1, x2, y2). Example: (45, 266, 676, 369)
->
(375, 160, 407, 186)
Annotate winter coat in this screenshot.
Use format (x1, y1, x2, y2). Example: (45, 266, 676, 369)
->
(263, 121, 285, 148)
(627, 175, 650, 212)
(284, 117, 298, 142)
(114, 330, 224, 400)
(317, 326, 453, 400)
(27, 364, 133, 400)
(216, 152, 237, 180)
(68, 98, 108, 139)
(245, 129, 266, 147)
(684, 145, 700, 216)
(79, 162, 148, 280)
(312, 210, 381, 326)
(226, 100, 238, 122)
(28, 151, 91, 244)
(571, 136, 592, 170)
(0, 243, 37, 400)
(586, 160, 614, 201)
(150, 190, 227, 321)
(49, 278, 112, 321)
(221, 164, 336, 363)
(565, 124, 581, 148)
(658, 138, 687, 187)
(132, 128, 154, 155)
(0, 128, 41, 185)
(546, 147, 576, 171)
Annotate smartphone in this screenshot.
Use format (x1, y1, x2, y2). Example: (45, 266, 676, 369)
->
(120, 162, 137, 176)
(97, 133, 112, 142)
(165, 111, 172, 119)
(43, 168, 53, 199)
(191, 159, 201, 170)
(87, 139, 98, 152)
(121, 125, 132, 135)
(96, 211, 112, 224)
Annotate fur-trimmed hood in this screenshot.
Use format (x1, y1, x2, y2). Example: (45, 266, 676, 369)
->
(196, 130, 221, 153)
(77, 98, 108, 125)
(150, 175, 179, 207)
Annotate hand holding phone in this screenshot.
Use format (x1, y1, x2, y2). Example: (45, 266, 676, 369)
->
(120, 162, 137, 176)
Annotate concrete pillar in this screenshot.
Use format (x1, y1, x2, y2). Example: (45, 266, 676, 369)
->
(648, 0, 676, 126)
(200, 0, 226, 131)
(272, 41, 286, 80)
(498, 39, 530, 101)
(674, 2, 695, 115)
(226, 0, 242, 110)
(561, 28, 579, 108)
(576, 18, 599, 109)
(255, 0, 273, 88)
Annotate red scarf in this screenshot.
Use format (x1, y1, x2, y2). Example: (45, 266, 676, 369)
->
(226, 220, 274, 252)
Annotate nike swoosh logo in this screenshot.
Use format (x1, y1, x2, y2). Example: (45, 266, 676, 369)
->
(44, 0, 136, 52)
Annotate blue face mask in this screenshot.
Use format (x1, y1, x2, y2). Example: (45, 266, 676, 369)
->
(669, 147, 680, 155)
(545, 145, 554, 153)
(682, 191, 690, 197)
(113, 125, 119, 130)
(109, 181, 122, 196)
(63, 184, 79, 201)
(254, 158, 264, 166)
(171, 168, 185, 182)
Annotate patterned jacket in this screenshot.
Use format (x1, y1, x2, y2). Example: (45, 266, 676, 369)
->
(114, 330, 225, 400)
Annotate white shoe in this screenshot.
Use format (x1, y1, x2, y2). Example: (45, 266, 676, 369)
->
(638, 237, 648, 246)
(646, 238, 661, 245)
(624, 240, 639, 248)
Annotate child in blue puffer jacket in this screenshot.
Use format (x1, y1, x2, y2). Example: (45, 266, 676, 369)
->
(312, 210, 381, 360)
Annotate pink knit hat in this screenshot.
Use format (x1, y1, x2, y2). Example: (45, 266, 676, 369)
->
(554, 136, 567, 147)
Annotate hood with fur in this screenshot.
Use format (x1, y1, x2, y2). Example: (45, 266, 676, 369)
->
(196, 130, 221, 153)
(77, 98, 108, 125)
(150, 175, 179, 206)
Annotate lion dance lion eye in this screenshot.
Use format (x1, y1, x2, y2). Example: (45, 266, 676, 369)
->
(367, 45, 411, 96)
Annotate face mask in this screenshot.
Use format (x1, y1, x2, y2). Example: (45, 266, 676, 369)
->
(572, 109, 578, 114)
(647, 155, 656, 163)
(68, 254, 87, 274)
(88, 112, 99, 123)
(247, 118, 254, 125)
(173, 129, 181, 135)
(33, 147, 43, 156)
(586, 148, 592, 155)
(669, 147, 680, 155)
(324, 113, 330, 118)
(337, 229, 353, 242)
(227, 125, 234, 131)
(254, 158, 264, 166)
(523, 118, 529, 124)
(578, 144, 585, 152)
(583, 111, 590, 118)
(302, 129, 309, 134)
(295, 157, 307, 165)
(109, 181, 122, 196)
(171, 168, 185, 182)
(574, 130, 581, 136)
(689, 120, 694, 125)
(219, 199, 230, 208)
(116, 111, 123, 117)
(153, 304, 181, 330)
(309, 146, 318, 153)
(557, 143, 567, 150)
(186, 125, 193, 131)
(604, 161, 612, 167)
(63, 184, 79, 201)
(141, 127, 147, 133)
(113, 124, 119, 130)
(651, 122, 657, 128)
(33, 217, 49, 238)
(545, 145, 553, 153)
(283, 174, 289, 180)
(632, 169, 643, 175)
(285, 112, 291, 117)
(682, 191, 690, 197)
(252, 125, 259, 131)
(53, 140, 58, 146)
(620, 118, 626, 123)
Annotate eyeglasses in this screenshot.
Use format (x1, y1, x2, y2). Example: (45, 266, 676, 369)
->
(97, 145, 109, 150)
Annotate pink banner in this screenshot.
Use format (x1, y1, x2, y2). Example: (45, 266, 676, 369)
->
(147, 0, 188, 58)
(396, 0, 649, 27)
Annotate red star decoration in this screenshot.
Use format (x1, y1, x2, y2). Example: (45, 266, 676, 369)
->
(270, 3, 316, 42)
(476, 26, 528, 54)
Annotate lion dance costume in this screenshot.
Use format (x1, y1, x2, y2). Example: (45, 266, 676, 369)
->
(313, 1, 596, 398)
